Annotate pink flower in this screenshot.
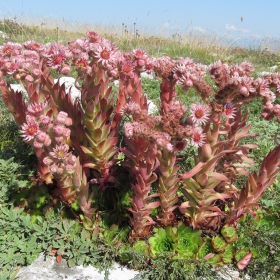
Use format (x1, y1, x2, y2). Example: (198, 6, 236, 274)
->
(165, 143, 173, 152)
(67, 155, 77, 165)
(75, 58, 88, 70)
(43, 156, 53, 166)
(27, 101, 47, 116)
(94, 45, 114, 67)
(54, 111, 69, 125)
(124, 123, 134, 138)
(39, 115, 51, 127)
(49, 164, 58, 173)
(23, 41, 41, 51)
(43, 135, 52, 146)
(0, 42, 22, 56)
(223, 103, 236, 119)
(190, 103, 211, 125)
(120, 62, 134, 79)
(36, 131, 47, 143)
(65, 164, 74, 173)
(173, 139, 189, 153)
(63, 128, 71, 137)
(191, 128, 206, 147)
(120, 101, 141, 116)
(20, 121, 39, 142)
(47, 50, 66, 68)
(86, 31, 101, 43)
(238, 76, 255, 96)
(53, 125, 65, 136)
(33, 140, 44, 148)
(133, 49, 147, 60)
(49, 144, 69, 159)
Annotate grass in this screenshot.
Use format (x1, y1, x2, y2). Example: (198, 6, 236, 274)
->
(0, 16, 280, 280)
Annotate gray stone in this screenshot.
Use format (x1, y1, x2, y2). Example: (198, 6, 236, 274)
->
(15, 253, 139, 280)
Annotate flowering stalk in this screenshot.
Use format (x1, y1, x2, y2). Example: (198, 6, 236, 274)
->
(122, 137, 160, 238)
(157, 149, 180, 226)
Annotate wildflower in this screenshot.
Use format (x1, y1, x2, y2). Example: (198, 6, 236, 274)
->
(49, 164, 58, 173)
(120, 62, 134, 79)
(133, 49, 147, 60)
(133, 49, 147, 68)
(190, 103, 211, 125)
(27, 101, 47, 116)
(165, 143, 173, 152)
(67, 155, 77, 165)
(172, 63, 187, 80)
(43, 135, 51, 146)
(178, 72, 194, 88)
(43, 156, 53, 166)
(238, 76, 255, 96)
(23, 40, 41, 51)
(0, 42, 22, 56)
(39, 115, 51, 127)
(49, 144, 69, 159)
(124, 123, 134, 138)
(54, 111, 72, 126)
(173, 139, 189, 153)
(33, 140, 44, 148)
(36, 131, 47, 143)
(20, 121, 39, 142)
(75, 57, 88, 71)
(191, 128, 206, 147)
(65, 164, 74, 173)
(47, 50, 66, 68)
(120, 101, 141, 116)
(239, 61, 254, 75)
(223, 103, 236, 119)
(53, 125, 65, 136)
(94, 45, 114, 67)
(86, 31, 101, 43)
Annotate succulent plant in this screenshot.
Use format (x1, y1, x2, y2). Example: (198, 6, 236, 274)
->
(221, 224, 238, 243)
(176, 222, 203, 259)
(211, 235, 228, 253)
(148, 227, 177, 257)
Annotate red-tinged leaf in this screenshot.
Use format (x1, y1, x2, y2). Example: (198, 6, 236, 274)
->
(91, 128, 103, 142)
(83, 162, 97, 169)
(183, 178, 201, 191)
(56, 254, 62, 263)
(80, 146, 94, 156)
(181, 188, 199, 206)
(201, 150, 236, 173)
(237, 188, 247, 208)
(165, 185, 180, 198)
(84, 119, 96, 132)
(145, 201, 161, 209)
(148, 193, 160, 199)
(236, 208, 244, 219)
(237, 253, 252, 270)
(163, 175, 180, 188)
(249, 173, 258, 191)
(180, 162, 204, 180)
(203, 253, 215, 260)
(241, 144, 258, 149)
(179, 201, 192, 209)
(209, 172, 229, 181)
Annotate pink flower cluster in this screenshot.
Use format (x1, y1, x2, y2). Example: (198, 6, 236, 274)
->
(43, 144, 77, 177)
(20, 101, 51, 148)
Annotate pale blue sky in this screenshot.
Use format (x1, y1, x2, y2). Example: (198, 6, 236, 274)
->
(1, 0, 279, 49)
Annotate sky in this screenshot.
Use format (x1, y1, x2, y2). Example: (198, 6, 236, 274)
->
(1, 0, 280, 49)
